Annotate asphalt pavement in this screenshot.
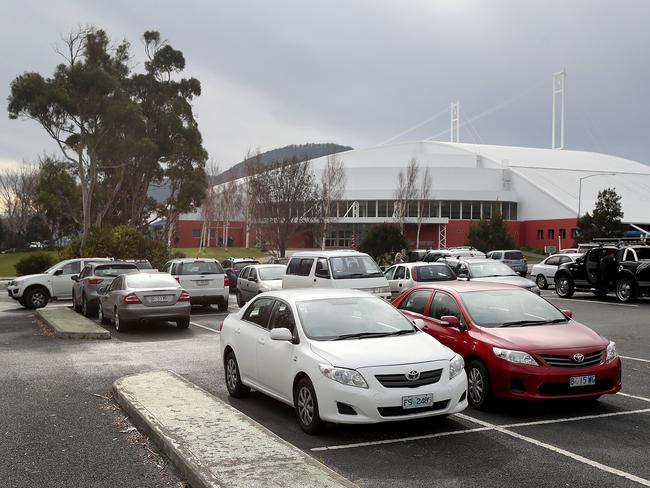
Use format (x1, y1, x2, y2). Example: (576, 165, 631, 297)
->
(1, 289, 649, 488)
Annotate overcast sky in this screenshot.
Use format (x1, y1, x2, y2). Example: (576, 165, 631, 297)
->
(2, 0, 649, 171)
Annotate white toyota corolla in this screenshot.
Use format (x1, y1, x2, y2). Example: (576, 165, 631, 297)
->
(219, 288, 468, 434)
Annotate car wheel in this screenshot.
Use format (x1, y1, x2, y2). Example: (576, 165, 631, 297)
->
(114, 309, 129, 332)
(24, 287, 49, 309)
(467, 360, 492, 410)
(224, 351, 249, 398)
(82, 295, 96, 318)
(218, 299, 228, 312)
(535, 274, 548, 290)
(616, 277, 636, 303)
(176, 318, 190, 329)
(72, 291, 82, 312)
(555, 275, 574, 298)
(236, 291, 245, 307)
(98, 304, 109, 325)
(294, 377, 324, 434)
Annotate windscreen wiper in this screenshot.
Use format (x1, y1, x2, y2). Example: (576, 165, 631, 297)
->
(500, 318, 567, 327)
(331, 332, 393, 340)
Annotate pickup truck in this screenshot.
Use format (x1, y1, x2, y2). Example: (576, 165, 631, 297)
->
(7, 258, 112, 309)
(554, 244, 650, 303)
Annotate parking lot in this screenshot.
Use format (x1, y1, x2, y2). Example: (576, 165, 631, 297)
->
(1, 288, 649, 487)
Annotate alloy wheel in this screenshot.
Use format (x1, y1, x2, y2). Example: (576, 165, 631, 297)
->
(557, 278, 569, 296)
(536, 275, 547, 289)
(115, 310, 121, 330)
(468, 367, 484, 405)
(226, 358, 238, 392)
(31, 291, 46, 308)
(297, 386, 314, 426)
(82, 298, 87, 316)
(98, 305, 104, 323)
(617, 279, 632, 301)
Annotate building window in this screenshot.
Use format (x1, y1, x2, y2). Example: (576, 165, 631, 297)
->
(191, 229, 201, 238)
(571, 228, 578, 238)
(559, 229, 566, 239)
(548, 229, 555, 240)
(430, 200, 440, 218)
(461, 201, 471, 220)
(367, 200, 377, 217)
(470, 201, 480, 220)
(450, 201, 460, 219)
(510, 202, 517, 220)
(482, 202, 492, 220)
(441, 201, 451, 218)
(537, 229, 544, 240)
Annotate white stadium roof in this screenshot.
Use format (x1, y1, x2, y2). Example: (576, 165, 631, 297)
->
(309, 141, 650, 224)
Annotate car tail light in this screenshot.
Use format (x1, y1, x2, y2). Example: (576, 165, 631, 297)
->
(224, 276, 230, 287)
(217, 321, 224, 331)
(88, 278, 104, 285)
(179, 290, 191, 302)
(123, 293, 142, 305)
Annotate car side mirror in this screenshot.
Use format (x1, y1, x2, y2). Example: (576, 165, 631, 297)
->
(71, 275, 79, 281)
(315, 270, 330, 279)
(53, 269, 63, 276)
(412, 318, 427, 330)
(562, 309, 573, 318)
(270, 327, 293, 341)
(441, 315, 461, 327)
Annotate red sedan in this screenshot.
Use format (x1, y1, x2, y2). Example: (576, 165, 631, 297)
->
(392, 281, 622, 409)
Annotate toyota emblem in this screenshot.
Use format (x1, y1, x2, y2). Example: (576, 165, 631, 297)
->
(573, 353, 585, 363)
(406, 370, 421, 381)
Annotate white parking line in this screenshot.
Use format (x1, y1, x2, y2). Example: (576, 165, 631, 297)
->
(456, 413, 650, 487)
(618, 392, 650, 403)
(313, 408, 650, 453)
(544, 297, 639, 307)
(190, 321, 220, 334)
(620, 355, 650, 364)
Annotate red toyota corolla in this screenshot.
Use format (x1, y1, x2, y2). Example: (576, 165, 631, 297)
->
(391, 281, 621, 409)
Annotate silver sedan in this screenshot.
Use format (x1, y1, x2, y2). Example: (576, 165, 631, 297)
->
(98, 272, 191, 332)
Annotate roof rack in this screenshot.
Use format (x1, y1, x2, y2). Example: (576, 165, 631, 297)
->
(591, 237, 648, 247)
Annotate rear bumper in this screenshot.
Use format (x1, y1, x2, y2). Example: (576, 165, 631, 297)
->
(188, 288, 229, 304)
(490, 357, 622, 401)
(120, 303, 191, 322)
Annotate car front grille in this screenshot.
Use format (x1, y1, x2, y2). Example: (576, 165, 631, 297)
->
(539, 379, 614, 396)
(378, 400, 450, 417)
(375, 368, 443, 388)
(539, 350, 603, 368)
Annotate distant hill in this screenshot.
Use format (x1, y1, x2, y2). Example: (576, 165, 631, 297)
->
(213, 143, 353, 184)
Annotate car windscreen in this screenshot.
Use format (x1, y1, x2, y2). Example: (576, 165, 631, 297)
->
(460, 290, 567, 328)
(94, 264, 139, 277)
(329, 256, 382, 279)
(635, 248, 650, 260)
(258, 266, 286, 280)
(504, 251, 524, 260)
(296, 297, 415, 340)
(468, 261, 518, 277)
(126, 274, 178, 289)
(413, 264, 456, 282)
(179, 261, 224, 275)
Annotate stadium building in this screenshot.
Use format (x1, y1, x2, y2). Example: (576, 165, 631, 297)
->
(175, 141, 650, 250)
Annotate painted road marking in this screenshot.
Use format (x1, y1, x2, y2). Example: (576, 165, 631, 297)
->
(313, 408, 650, 452)
(544, 297, 640, 307)
(190, 321, 220, 333)
(620, 355, 650, 364)
(618, 392, 650, 403)
(456, 413, 650, 487)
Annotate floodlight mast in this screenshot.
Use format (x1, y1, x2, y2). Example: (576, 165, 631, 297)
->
(552, 70, 566, 149)
(450, 102, 460, 143)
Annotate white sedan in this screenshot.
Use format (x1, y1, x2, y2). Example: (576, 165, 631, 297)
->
(219, 288, 468, 434)
(530, 253, 582, 290)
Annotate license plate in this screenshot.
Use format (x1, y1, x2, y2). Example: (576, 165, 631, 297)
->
(570, 375, 596, 387)
(195, 280, 209, 286)
(150, 295, 170, 303)
(402, 393, 434, 410)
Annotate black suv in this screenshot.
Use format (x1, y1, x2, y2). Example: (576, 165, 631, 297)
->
(554, 239, 650, 303)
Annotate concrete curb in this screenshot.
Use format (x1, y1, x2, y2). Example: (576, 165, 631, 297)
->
(113, 370, 358, 488)
(35, 308, 111, 340)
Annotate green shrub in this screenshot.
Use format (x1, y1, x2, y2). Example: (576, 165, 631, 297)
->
(359, 224, 408, 261)
(61, 226, 171, 270)
(15, 252, 56, 276)
(172, 251, 187, 259)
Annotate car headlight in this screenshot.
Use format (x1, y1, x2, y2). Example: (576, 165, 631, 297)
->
(493, 347, 539, 366)
(319, 365, 368, 388)
(606, 341, 618, 363)
(374, 286, 390, 294)
(449, 354, 465, 380)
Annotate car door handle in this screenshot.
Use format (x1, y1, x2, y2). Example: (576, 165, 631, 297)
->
(258, 338, 265, 345)
(235, 328, 241, 335)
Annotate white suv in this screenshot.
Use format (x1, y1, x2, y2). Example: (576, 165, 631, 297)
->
(162, 258, 229, 311)
(7, 258, 112, 309)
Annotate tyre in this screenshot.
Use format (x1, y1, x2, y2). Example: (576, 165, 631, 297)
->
(236, 291, 245, 308)
(593, 288, 608, 300)
(82, 295, 96, 317)
(555, 275, 575, 298)
(24, 287, 49, 309)
(72, 291, 82, 312)
(217, 298, 229, 312)
(616, 277, 637, 303)
(294, 377, 324, 434)
(535, 274, 548, 290)
(176, 318, 190, 329)
(467, 360, 492, 410)
(114, 309, 129, 332)
(224, 351, 250, 398)
(98, 303, 109, 325)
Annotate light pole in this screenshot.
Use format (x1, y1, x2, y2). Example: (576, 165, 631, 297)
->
(577, 172, 616, 219)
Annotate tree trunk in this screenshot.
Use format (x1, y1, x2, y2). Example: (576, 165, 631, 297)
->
(416, 222, 422, 248)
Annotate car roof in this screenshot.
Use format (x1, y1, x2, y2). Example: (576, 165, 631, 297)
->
(91, 261, 140, 267)
(170, 258, 218, 263)
(288, 250, 370, 258)
(490, 249, 522, 253)
(409, 280, 525, 294)
(399, 262, 451, 268)
(243, 264, 286, 269)
(224, 257, 259, 262)
(443, 257, 492, 264)
(259, 288, 373, 302)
